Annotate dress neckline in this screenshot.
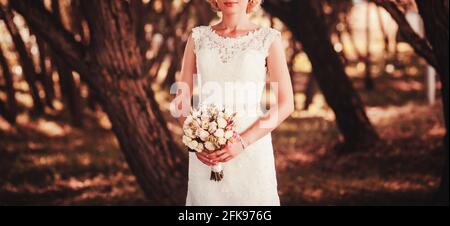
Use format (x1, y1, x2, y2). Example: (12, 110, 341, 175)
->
(207, 26, 265, 41)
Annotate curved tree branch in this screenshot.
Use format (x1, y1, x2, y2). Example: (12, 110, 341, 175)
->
(10, 0, 89, 74)
(371, 0, 438, 68)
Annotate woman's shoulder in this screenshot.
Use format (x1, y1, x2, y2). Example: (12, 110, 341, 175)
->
(191, 25, 210, 35)
(260, 26, 281, 38)
(258, 27, 282, 57)
(257, 27, 281, 46)
(190, 25, 211, 42)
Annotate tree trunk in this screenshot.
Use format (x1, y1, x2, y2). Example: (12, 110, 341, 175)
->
(0, 46, 17, 123)
(12, 0, 187, 205)
(81, 1, 187, 204)
(0, 99, 9, 122)
(375, 5, 390, 56)
(416, 0, 449, 205)
(303, 75, 316, 111)
(52, 52, 84, 127)
(344, 13, 365, 62)
(264, 0, 379, 150)
(0, 7, 43, 114)
(163, 57, 179, 88)
(36, 34, 56, 109)
(97, 79, 187, 204)
(365, 2, 375, 90)
(52, 0, 86, 127)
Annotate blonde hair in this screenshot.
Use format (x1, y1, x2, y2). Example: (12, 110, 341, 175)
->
(206, 0, 263, 14)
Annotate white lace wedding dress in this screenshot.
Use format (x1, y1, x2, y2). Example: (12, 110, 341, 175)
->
(186, 25, 281, 206)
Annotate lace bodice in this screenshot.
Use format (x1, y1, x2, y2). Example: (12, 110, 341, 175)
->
(192, 26, 281, 64)
(192, 26, 281, 122)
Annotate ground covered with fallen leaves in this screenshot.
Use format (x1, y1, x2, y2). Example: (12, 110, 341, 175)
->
(0, 74, 445, 205)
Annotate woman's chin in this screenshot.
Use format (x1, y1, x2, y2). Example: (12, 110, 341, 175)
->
(220, 9, 243, 15)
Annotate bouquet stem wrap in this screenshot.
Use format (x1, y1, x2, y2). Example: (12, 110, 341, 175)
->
(210, 163, 224, 181)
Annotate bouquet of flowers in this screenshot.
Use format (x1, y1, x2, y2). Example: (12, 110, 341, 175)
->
(182, 104, 238, 181)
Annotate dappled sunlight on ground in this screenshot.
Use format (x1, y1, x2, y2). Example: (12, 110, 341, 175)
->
(273, 100, 443, 205)
(0, 113, 147, 205)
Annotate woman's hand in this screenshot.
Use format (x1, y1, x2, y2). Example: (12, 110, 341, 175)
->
(195, 152, 215, 166)
(209, 141, 245, 163)
(195, 137, 246, 166)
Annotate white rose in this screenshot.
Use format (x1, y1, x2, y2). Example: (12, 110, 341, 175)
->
(196, 143, 204, 152)
(217, 117, 227, 129)
(188, 140, 199, 150)
(192, 109, 201, 117)
(201, 120, 209, 130)
(214, 129, 225, 138)
(182, 135, 192, 145)
(224, 130, 234, 139)
(186, 129, 195, 138)
(218, 111, 224, 118)
(208, 122, 218, 133)
(201, 113, 209, 121)
(190, 119, 199, 129)
(205, 141, 216, 151)
(218, 137, 227, 145)
(199, 129, 210, 141)
(184, 115, 193, 125)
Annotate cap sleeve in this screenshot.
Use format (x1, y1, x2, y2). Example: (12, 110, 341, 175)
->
(262, 28, 282, 57)
(191, 26, 205, 55)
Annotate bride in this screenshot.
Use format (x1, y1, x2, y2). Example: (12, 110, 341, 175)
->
(175, 0, 294, 206)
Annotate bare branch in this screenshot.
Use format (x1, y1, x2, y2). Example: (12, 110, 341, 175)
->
(371, 0, 438, 68)
(10, 0, 88, 73)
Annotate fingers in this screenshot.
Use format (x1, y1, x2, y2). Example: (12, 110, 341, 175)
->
(209, 147, 231, 160)
(197, 146, 236, 164)
(196, 153, 214, 166)
(208, 148, 227, 159)
(216, 149, 230, 158)
(210, 152, 228, 162)
(197, 151, 209, 158)
(217, 154, 233, 163)
(222, 156, 233, 162)
(216, 153, 232, 162)
(199, 151, 219, 161)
